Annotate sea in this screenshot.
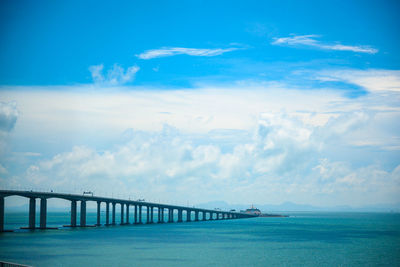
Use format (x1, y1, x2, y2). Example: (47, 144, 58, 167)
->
(0, 212, 399, 266)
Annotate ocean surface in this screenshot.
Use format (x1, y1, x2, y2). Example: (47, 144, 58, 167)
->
(0, 212, 399, 266)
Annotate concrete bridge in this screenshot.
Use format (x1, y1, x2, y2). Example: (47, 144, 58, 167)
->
(0, 190, 256, 231)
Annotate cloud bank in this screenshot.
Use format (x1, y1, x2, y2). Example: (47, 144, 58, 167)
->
(1, 68, 399, 206)
(272, 35, 378, 54)
(136, 47, 239, 59)
(18, 112, 400, 206)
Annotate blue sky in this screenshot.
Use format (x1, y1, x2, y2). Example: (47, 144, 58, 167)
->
(0, 0, 400, 208)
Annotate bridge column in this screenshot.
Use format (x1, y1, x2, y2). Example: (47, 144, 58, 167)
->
(80, 201, 86, 226)
(96, 201, 101, 226)
(120, 203, 124, 225)
(105, 202, 110, 225)
(178, 209, 182, 222)
(40, 198, 47, 229)
(138, 205, 142, 224)
(161, 208, 164, 223)
(203, 211, 206, 221)
(0, 196, 4, 232)
(195, 211, 199, 221)
(29, 197, 36, 229)
(168, 208, 173, 223)
(158, 207, 162, 223)
(150, 207, 154, 223)
(186, 210, 191, 222)
(146, 206, 150, 223)
(112, 202, 116, 225)
(70, 200, 77, 227)
(134, 205, 138, 224)
(126, 204, 129, 224)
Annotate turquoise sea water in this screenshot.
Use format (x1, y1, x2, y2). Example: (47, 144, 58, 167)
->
(1, 212, 399, 266)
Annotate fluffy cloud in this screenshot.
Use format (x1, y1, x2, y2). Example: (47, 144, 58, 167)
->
(272, 34, 378, 54)
(0, 101, 18, 133)
(15, 110, 400, 206)
(136, 47, 239, 59)
(1, 68, 399, 206)
(0, 101, 19, 156)
(89, 64, 140, 85)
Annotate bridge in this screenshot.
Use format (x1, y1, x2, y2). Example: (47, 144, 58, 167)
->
(0, 190, 256, 232)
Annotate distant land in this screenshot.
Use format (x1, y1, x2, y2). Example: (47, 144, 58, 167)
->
(4, 201, 400, 213)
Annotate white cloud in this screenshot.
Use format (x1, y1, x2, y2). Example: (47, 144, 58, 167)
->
(315, 69, 400, 92)
(11, 110, 400, 206)
(272, 34, 378, 54)
(0, 101, 19, 154)
(136, 47, 239, 60)
(0, 101, 19, 133)
(89, 64, 140, 85)
(1, 68, 399, 206)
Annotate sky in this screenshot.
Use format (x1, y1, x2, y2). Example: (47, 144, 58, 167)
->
(0, 0, 400, 208)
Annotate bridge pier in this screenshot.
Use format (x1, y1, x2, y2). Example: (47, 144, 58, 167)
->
(161, 208, 164, 223)
(178, 209, 182, 222)
(146, 206, 150, 223)
(186, 210, 191, 222)
(112, 202, 116, 225)
(126, 204, 129, 224)
(150, 207, 154, 223)
(80, 201, 86, 227)
(120, 203, 124, 225)
(70, 200, 77, 227)
(195, 211, 199, 221)
(105, 202, 110, 225)
(29, 197, 36, 229)
(134, 205, 138, 224)
(158, 207, 162, 223)
(40, 198, 47, 229)
(138, 205, 142, 224)
(0, 197, 4, 232)
(168, 208, 173, 223)
(96, 201, 101, 226)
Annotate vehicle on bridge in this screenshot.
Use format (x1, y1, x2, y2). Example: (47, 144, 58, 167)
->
(83, 191, 93, 196)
